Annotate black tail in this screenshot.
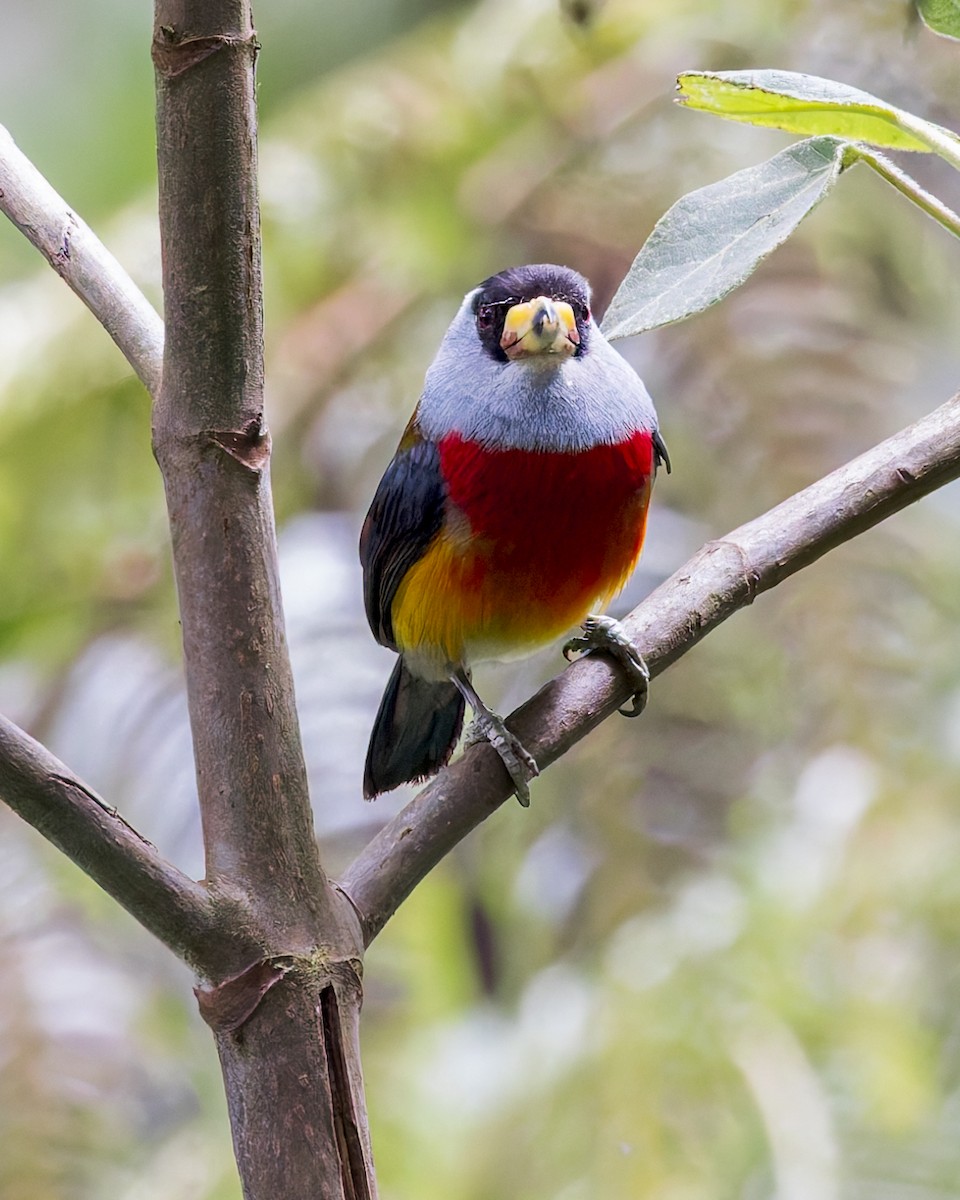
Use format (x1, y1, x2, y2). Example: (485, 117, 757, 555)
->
(364, 658, 465, 799)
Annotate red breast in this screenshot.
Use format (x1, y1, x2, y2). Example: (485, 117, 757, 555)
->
(391, 428, 655, 663)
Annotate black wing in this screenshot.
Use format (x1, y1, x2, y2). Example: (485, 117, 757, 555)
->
(653, 429, 672, 475)
(360, 430, 447, 650)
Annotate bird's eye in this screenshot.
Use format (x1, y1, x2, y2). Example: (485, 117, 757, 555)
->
(581, 306, 591, 323)
(477, 305, 496, 330)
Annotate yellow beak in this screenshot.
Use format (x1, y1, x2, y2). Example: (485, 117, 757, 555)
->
(500, 296, 580, 360)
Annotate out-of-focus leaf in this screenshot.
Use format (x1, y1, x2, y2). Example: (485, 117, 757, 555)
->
(601, 137, 847, 339)
(676, 70, 960, 156)
(917, 0, 960, 39)
(559, 0, 607, 26)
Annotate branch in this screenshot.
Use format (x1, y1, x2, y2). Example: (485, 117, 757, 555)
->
(341, 392, 960, 946)
(0, 124, 164, 396)
(0, 713, 236, 973)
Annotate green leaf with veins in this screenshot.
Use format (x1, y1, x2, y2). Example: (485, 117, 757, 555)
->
(601, 137, 848, 340)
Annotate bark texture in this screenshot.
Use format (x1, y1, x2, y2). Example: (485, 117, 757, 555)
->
(151, 3, 376, 1195)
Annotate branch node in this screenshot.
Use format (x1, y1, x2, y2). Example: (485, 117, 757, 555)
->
(152, 29, 258, 79)
(54, 217, 76, 271)
(707, 537, 761, 602)
(195, 953, 296, 1034)
(195, 949, 365, 1035)
(207, 415, 271, 472)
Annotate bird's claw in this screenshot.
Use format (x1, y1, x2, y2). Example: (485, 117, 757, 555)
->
(563, 613, 650, 718)
(465, 713, 539, 807)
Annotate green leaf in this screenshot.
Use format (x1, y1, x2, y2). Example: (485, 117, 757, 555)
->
(676, 70, 960, 158)
(601, 136, 847, 340)
(917, 0, 960, 39)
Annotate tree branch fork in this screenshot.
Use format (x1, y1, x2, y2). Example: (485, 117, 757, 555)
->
(1, 122, 958, 982)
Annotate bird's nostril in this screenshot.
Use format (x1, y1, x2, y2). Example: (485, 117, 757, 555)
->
(532, 300, 557, 338)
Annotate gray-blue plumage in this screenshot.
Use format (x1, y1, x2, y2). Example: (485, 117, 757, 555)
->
(417, 266, 660, 453)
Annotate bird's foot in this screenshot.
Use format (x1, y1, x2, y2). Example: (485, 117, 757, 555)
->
(454, 670, 538, 806)
(464, 710, 539, 807)
(563, 613, 650, 717)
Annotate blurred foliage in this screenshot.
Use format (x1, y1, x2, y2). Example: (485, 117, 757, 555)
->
(3, 0, 960, 1198)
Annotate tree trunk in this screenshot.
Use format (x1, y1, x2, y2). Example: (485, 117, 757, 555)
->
(151, 2, 378, 1194)
(200, 954, 374, 1199)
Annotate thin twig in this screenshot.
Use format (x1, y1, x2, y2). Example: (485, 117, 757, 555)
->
(852, 144, 960, 240)
(0, 124, 164, 396)
(340, 392, 960, 946)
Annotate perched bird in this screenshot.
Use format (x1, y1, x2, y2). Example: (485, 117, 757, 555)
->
(360, 263, 669, 805)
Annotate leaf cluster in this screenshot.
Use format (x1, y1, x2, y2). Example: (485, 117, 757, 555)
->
(604, 69, 960, 339)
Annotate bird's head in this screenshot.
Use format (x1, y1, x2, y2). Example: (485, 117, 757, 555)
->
(471, 264, 592, 364)
(419, 262, 655, 453)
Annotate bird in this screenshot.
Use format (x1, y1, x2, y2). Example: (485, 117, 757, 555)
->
(359, 263, 669, 806)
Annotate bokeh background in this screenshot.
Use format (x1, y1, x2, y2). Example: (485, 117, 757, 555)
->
(2, 1, 960, 1197)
